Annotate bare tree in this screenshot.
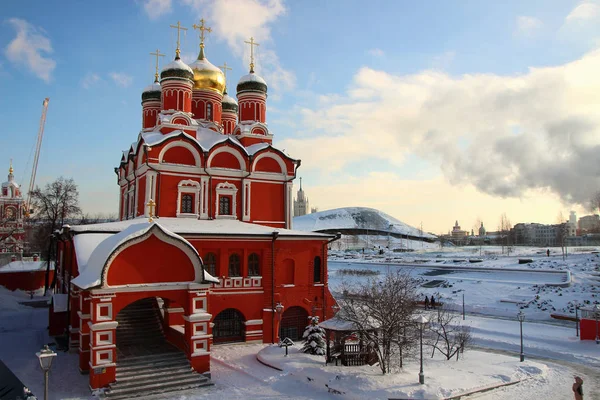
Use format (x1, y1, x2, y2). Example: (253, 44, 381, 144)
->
(30, 177, 81, 293)
(498, 213, 512, 255)
(337, 270, 420, 374)
(556, 212, 568, 260)
(589, 191, 600, 215)
(428, 306, 472, 360)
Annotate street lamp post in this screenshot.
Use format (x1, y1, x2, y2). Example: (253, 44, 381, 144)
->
(575, 304, 579, 337)
(416, 315, 428, 384)
(595, 304, 600, 345)
(517, 311, 525, 362)
(275, 302, 284, 343)
(36, 345, 57, 400)
(462, 293, 465, 321)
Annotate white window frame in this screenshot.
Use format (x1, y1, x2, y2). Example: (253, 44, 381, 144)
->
(176, 180, 201, 218)
(215, 182, 238, 220)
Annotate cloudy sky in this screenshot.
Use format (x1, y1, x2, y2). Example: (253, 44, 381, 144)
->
(2, 0, 600, 234)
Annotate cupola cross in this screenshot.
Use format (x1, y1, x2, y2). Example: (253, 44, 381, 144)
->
(149, 49, 165, 82)
(218, 62, 232, 82)
(193, 19, 212, 49)
(244, 37, 260, 73)
(147, 199, 156, 222)
(169, 21, 188, 59)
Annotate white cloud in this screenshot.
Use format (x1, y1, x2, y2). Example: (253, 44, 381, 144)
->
(368, 48, 384, 57)
(181, 0, 295, 93)
(4, 18, 56, 82)
(109, 72, 133, 87)
(566, 2, 600, 22)
(141, 0, 172, 20)
(515, 16, 543, 37)
(280, 49, 600, 209)
(81, 72, 101, 89)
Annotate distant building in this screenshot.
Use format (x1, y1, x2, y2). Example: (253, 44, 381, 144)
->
(293, 177, 310, 217)
(451, 220, 468, 238)
(512, 223, 564, 246)
(0, 162, 25, 253)
(578, 214, 600, 233)
(478, 222, 486, 237)
(310, 207, 318, 214)
(568, 211, 577, 236)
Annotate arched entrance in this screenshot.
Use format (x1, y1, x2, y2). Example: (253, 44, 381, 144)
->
(280, 306, 309, 341)
(116, 297, 177, 358)
(213, 308, 245, 344)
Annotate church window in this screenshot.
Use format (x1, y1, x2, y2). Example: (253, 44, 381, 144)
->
(207, 103, 213, 120)
(228, 253, 241, 277)
(205, 252, 217, 276)
(219, 196, 231, 215)
(181, 194, 193, 213)
(313, 256, 322, 283)
(248, 253, 260, 276)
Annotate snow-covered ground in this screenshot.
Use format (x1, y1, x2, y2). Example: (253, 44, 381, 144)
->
(329, 245, 600, 322)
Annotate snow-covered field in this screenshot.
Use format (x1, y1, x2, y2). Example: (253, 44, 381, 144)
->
(330, 245, 600, 322)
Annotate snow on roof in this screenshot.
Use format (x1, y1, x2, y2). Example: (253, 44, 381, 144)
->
(189, 57, 222, 73)
(73, 233, 112, 274)
(223, 93, 237, 104)
(0, 261, 53, 273)
(70, 217, 332, 238)
(143, 82, 161, 93)
(72, 221, 220, 290)
(293, 207, 437, 239)
(161, 58, 193, 75)
(141, 129, 248, 155)
(239, 72, 267, 85)
(245, 142, 271, 156)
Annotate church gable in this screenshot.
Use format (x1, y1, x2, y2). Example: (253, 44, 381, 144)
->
(105, 233, 197, 286)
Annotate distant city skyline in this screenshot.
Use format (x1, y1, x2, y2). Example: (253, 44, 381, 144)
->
(2, 0, 600, 233)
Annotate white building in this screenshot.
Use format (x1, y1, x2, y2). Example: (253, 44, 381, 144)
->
(293, 177, 310, 217)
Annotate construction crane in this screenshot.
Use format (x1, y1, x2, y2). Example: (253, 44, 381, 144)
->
(25, 98, 49, 217)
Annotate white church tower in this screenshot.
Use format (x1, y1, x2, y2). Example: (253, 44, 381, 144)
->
(293, 177, 310, 217)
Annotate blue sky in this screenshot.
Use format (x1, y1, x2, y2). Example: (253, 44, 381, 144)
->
(2, 0, 600, 233)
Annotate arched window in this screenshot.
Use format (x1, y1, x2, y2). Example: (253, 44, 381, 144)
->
(219, 196, 231, 215)
(181, 194, 193, 213)
(313, 256, 322, 283)
(248, 253, 260, 276)
(229, 254, 241, 277)
(205, 252, 217, 276)
(207, 103, 213, 120)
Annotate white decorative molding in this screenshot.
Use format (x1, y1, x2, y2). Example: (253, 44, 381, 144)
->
(176, 179, 201, 217)
(242, 181, 251, 221)
(251, 152, 286, 175)
(158, 140, 201, 167)
(95, 303, 113, 322)
(215, 182, 238, 220)
(207, 146, 246, 171)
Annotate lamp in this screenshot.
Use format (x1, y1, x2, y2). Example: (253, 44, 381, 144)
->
(36, 345, 56, 400)
(517, 311, 525, 362)
(416, 315, 428, 384)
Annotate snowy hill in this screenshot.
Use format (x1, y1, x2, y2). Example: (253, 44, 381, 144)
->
(293, 207, 436, 240)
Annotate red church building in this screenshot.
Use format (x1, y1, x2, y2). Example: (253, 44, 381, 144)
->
(0, 162, 25, 254)
(49, 21, 338, 395)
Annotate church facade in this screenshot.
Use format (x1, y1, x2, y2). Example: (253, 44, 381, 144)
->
(49, 22, 338, 391)
(0, 163, 25, 253)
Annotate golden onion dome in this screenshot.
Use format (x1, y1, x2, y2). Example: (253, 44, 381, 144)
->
(189, 48, 226, 93)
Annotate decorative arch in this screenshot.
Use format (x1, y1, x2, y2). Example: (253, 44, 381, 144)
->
(213, 308, 246, 344)
(252, 152, 286, 174)
(215, 182, 238, 220)
(280, 306, 309, 341)
(102, 224, 205, 288)
(207, 146, 246, 171)
(158, 140, 201, 167)
(177, 179, 201, 217)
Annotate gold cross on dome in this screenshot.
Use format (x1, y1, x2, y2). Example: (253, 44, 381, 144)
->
(147, 199, 156, 222)
(244, 37, 260, 72)
(169, 21, 188, 58)
(193, 18, 212, 48)
(149, 49, 165, 82)
(218, 62, 232, 82)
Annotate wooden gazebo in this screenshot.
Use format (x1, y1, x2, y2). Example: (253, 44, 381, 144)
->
(319, 317, 378, 366)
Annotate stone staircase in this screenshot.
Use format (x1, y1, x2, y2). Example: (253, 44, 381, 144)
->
(104, 298, 212, 399)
